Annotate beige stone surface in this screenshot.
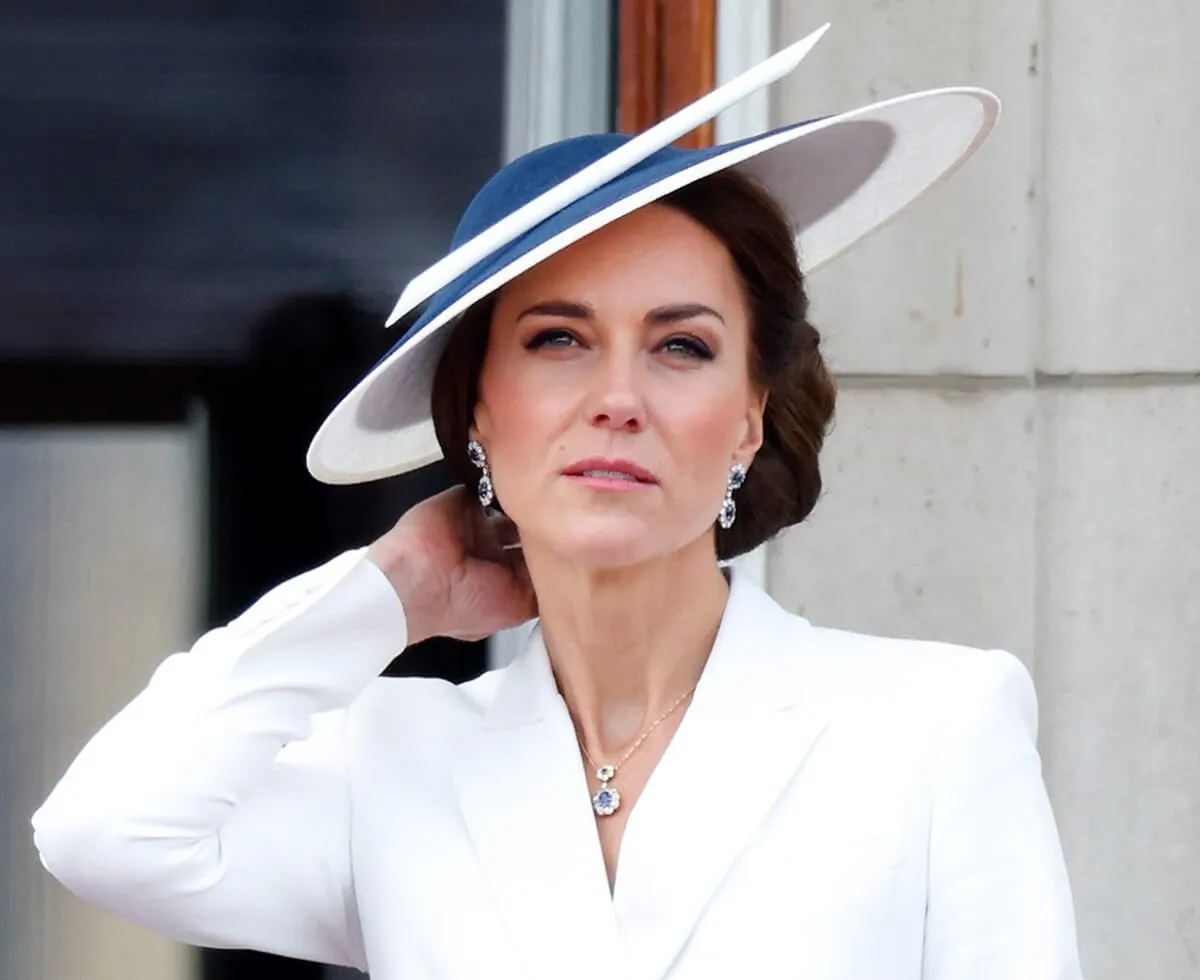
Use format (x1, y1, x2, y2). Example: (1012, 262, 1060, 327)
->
(775, 0, 1044, 376)
(1041, 1, 1200, 374)
(1034, 386, 1200, 979)
(0, 429, 202, 980)
(768, 386, 1038, 658)
(771, 4, 1200, 974)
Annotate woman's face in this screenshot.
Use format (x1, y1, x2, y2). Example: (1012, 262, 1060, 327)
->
(473, 203, 765, 568)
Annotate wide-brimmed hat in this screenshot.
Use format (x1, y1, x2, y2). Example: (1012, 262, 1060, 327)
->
(307, 25, 999, 485)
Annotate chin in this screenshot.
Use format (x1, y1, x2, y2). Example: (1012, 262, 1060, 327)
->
(541, 515, 679, 569)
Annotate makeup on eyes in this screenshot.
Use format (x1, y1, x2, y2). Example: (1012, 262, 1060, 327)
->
(524, 328, 714, 360)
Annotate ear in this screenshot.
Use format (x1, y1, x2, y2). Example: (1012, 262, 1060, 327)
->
(470, 401, 492, 445)
(735, 388, 768, 464)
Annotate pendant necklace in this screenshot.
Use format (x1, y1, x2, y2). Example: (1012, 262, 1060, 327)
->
(575, 685, 697, 817)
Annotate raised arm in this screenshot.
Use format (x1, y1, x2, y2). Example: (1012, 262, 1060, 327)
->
(32, 551, 404, 968)
(32, 487, 535, 968)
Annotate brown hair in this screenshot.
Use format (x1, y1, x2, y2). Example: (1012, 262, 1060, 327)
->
(431, 168, 837, 560)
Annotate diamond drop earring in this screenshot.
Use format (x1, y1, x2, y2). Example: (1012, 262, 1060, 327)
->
(466, 440, 494, 508)
(718, 463, 747, 530)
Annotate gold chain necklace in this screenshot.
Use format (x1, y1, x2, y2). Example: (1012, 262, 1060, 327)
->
(575, 685, 697, 817)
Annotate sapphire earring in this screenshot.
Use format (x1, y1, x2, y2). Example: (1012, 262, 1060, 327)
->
(466, 440, 494, 508)
(718, 463, 746, 530)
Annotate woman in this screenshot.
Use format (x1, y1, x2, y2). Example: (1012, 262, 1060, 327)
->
(32, 32, 1081, 980)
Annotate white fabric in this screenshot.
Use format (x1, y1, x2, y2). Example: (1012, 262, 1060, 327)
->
(33, 556, 1081, 979)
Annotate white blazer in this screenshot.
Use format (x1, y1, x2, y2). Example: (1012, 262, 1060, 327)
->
(33, 550, 1081, 980)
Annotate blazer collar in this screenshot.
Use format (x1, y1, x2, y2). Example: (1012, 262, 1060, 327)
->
(449, 571, 831, 980)
(481, 569, 814, 728)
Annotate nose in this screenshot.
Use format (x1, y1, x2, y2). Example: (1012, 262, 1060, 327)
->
(584, 347, 646, 433)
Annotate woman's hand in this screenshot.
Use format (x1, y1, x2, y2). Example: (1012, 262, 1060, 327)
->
(366, 487, 536, 644)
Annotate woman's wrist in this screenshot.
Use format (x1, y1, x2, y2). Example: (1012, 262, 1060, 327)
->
(364, 530, 446, 647)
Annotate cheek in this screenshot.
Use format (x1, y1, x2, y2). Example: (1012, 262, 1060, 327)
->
(477, 362, 575, 463)
(658, 383, 752, 456)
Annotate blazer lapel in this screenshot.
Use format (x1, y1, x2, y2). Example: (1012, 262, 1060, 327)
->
(447, 632, 624, 980)
(447, 573, 829, 980)
(611, 573, 830, 980)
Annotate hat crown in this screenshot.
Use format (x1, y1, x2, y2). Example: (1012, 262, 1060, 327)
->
(451, 133, 689, 249)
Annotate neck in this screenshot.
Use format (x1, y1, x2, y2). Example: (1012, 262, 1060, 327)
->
(523, 536, 731, 760)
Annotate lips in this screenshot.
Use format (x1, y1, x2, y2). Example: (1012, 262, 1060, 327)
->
(577, 469, 639, 482)
(562, 458, 658, 484)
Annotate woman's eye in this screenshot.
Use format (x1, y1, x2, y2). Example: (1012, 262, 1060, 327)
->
(525, 328, 580, 350)
(660, 335, 714, 359)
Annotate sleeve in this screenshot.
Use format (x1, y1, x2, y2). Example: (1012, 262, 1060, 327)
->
(921, 650, 1083, 980)
(31, 549, 409, 971)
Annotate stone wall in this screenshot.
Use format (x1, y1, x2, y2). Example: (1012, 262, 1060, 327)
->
(770, 2, 1200, 976)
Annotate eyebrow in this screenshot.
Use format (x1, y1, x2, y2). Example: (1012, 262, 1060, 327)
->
(516, 300, 726, 325)
(516, 301, 593, 321)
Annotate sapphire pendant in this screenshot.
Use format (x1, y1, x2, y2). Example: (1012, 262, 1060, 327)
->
(591, 764, 621, 816)
(592, 785, 621, 817)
